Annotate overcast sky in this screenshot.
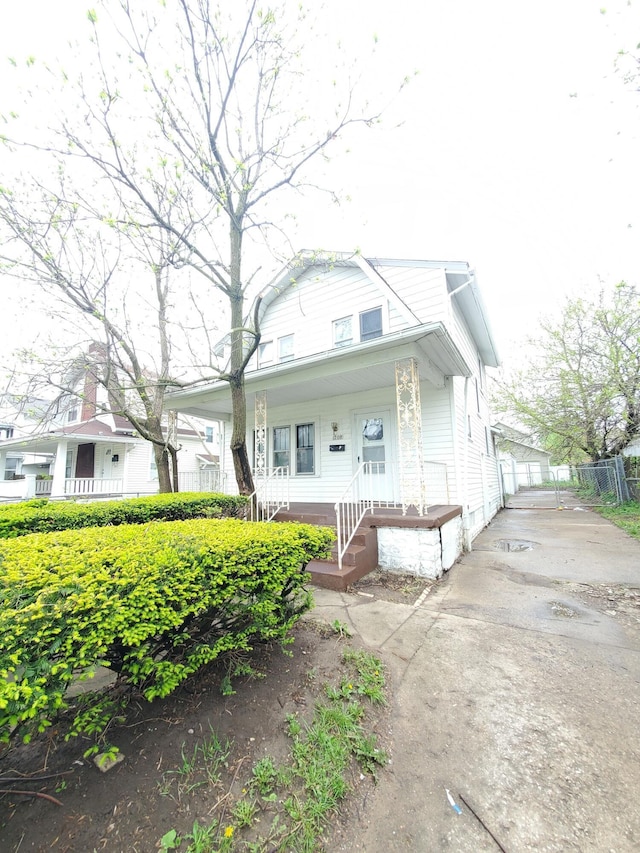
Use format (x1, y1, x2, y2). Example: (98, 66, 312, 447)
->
(1, 0, 638, 367)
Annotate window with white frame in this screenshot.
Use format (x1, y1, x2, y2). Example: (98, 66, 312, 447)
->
(258, 340, 273, 367)
(359, 307, 383, 341)
(278, 334, 295, 362)
(272, 426, 290, 469)
(270, 422, 316, 475)
(150, 448, 158, 480)
(295, 423, 315, 474)
(205, 426, 214, 443)
(333, 316, 353, 348)
(67, 406, 79, 423)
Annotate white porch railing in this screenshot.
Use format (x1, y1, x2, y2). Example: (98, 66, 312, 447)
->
(65, 477, 124, 496)
(248, 467, 290, 522)
(178, 468, 224, 493)
(35, 479, 53, 496)
(424, 461, 450, 504)
(334, 461, 396, 571)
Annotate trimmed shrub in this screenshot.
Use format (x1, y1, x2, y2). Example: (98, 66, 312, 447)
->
(0, 492, 248, 539)
(0, 518, 333, 747)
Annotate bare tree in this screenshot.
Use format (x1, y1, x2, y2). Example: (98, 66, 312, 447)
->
(0, 185, 210, 491)
(1, 0, 390, 494)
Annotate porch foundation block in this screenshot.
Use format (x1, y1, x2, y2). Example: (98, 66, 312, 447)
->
(377, 516, 464, 579)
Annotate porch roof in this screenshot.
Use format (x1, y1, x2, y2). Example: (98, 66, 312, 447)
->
(0, 428, 140, 456)
(168, 322, 470, 421)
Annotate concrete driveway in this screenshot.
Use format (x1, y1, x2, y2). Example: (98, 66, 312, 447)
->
(312, 497, 640, 852)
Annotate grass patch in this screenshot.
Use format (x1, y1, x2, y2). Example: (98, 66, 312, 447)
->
(158, 645, 388, 852)
(596, 501, 640, 540)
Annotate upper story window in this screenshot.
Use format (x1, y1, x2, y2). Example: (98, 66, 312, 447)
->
(205, 426, 214, 443)
(67, 406, 79, 423)
(333, 307, 383, 349)
(258, 340, 273, 368)
(278, 334, 294, 363)
(359, 307, 383, 341)
(0, 427, 14, 439)
(333, 316, 353, 348)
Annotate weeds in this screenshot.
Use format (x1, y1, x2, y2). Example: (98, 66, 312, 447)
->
(158, 728, 230, 802)
(155, 642, 388, 852)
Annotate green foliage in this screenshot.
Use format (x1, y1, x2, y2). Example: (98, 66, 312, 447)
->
(597, 501, 640, 540)
(0, 492, 248, 539)
(494, 283, 640, 463)
(0, 518, 333, 746)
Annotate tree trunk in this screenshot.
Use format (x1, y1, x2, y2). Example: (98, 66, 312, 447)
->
(169, 444, 180, 492)
(227, 216, 256, 497)
(153, 442, 173, 493)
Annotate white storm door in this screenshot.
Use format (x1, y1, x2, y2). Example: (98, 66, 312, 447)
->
(353, 409, 397, 503)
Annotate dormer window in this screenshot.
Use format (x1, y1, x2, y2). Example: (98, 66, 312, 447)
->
(359, 307, 383, 341)
(258, 340, 273, 368)
(278, 334, 294, 362)
(333, 316, 353, 348)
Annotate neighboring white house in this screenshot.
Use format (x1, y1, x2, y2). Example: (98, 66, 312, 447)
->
(167, 253, 503, 578)
(0, 380, 221, 502)
(495, 423, 552, 492)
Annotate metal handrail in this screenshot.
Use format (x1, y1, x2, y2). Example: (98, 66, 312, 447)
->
(334, 461, 389, 571)
(248, 466, 290, 522)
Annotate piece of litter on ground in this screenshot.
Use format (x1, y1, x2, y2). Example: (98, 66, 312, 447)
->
(94, 751, 124, 773)
(446, 788, 462, 815)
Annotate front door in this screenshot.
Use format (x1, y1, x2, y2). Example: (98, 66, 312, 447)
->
(353, 409, 397, 503)
(75, 443, 95, 479)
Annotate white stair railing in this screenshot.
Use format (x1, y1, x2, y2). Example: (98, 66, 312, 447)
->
(334, 461, 391, 571)
(248, 467, 290, 522)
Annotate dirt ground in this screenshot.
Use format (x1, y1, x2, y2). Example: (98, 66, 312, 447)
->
(0, 571, 427, 853)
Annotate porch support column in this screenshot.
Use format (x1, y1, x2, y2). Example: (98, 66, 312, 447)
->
(254, 391, 267, 474)
(0, 449, 6, 482)
(50, 439, 68, 498)
(395, 358, 427, 516)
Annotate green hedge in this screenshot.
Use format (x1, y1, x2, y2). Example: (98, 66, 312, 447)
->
(0, 518, 333, 747)
(0, 492, 248, 539)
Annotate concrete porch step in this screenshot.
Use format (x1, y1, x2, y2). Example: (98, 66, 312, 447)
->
(310, 527, 378, 591)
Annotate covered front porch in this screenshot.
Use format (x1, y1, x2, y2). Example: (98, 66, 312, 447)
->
(0, 429, 139, 502)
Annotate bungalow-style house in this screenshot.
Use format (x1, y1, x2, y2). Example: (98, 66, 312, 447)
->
(167, 253, 503, 587)
(495, 423, 552, 493)
(0, 385, 221, 503)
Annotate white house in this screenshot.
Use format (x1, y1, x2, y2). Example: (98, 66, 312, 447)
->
(0, 379, 221, 502)
(167, 253, 503, 587)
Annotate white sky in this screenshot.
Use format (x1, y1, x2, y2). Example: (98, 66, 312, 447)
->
(0, 0, 638, 367)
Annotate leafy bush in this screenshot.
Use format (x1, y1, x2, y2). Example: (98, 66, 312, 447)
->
(0, 492, 248, 539)
(0, 518, 333, 747)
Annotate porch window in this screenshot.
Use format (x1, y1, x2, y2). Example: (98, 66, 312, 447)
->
(333, 316, 352, 348)
(65, 449, 75, 479)
(273, 426, 290, 469)
(296, 423, 315, 474)
(258, 340, 273, 367)
(150, 448, 158, 480)
(359, 307, 383, 341)
(278, 334, 295, 362)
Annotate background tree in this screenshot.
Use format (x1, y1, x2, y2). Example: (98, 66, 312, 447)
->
(1, 0, 392, 494)
(0, 184, 219, 492)
(493, 283, 640, 463)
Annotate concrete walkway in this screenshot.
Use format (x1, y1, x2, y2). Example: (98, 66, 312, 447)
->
(311, 502, 640, 852)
